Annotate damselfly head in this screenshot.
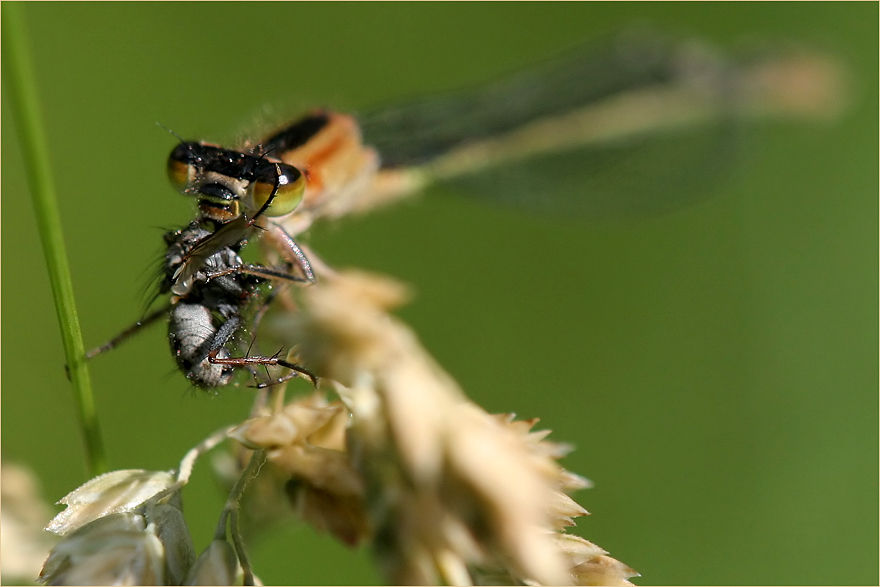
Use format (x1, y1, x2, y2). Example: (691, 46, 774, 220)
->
(167, 141, 306, 223)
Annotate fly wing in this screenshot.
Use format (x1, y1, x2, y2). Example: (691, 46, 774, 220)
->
(357, 31, 845, 219)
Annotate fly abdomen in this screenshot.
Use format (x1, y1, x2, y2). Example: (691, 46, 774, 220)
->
(169, 302, 233, 388)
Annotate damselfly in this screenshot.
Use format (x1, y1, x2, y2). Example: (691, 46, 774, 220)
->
(85, 32, 844, 389)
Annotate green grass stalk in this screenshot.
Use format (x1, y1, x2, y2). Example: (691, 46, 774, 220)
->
(2, 2, 107, 476)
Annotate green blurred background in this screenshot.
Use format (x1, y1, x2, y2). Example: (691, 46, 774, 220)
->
(2, 3, 876, 585)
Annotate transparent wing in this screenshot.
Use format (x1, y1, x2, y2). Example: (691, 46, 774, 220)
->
(442, 122, 740, 219)
(357, 31, 844, 219)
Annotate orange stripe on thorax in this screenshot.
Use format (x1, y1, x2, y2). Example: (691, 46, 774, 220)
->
(277, 112, 369, 211)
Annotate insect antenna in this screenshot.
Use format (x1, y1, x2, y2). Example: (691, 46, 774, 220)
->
(155, 121, 189, 149)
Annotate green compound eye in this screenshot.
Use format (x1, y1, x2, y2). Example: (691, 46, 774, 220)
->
(251, 163, 306, 217)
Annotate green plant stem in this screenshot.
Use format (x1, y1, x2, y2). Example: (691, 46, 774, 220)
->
(2, 2, 106, 476)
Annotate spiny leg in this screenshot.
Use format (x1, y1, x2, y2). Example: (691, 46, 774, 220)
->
(203, 314, 317, 387)
(85, 304, 171, 359)
(238, 283, 301, 397)
(209, 351, 317, 387)
(201, 263, 312, 285)
(239, 293, 279, 389)
(248, 347, 319, 389)
(263, 222, 315, 284)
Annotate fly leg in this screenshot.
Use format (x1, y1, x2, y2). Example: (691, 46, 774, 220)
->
(85, 304, 171, 359)
(250, 361, 317, 389)
(204, 314, 318, 387)
(209, 351, 318, 387)
(240, 287, 280, 392)
(201, 263, 313, 285)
